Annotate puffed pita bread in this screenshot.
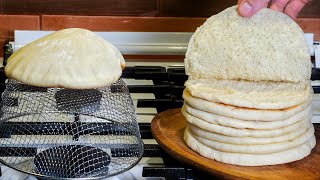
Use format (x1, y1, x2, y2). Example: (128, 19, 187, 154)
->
(191, 125, 314, 154)
(185, 6, 311, 83)
(183, 104, 312, 130)
(5, 28, 125, 89)
(182, 109, 311, 138)
(185, 79, 311, 109)
(183, 89, 311, 121)
(189, 124, 310, 145)
(184, 127, 316, 166)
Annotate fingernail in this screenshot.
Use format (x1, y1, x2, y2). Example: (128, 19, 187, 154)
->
(239, 2, 252, 15)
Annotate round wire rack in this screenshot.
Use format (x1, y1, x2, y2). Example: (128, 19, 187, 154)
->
(0, 79, 143, 179)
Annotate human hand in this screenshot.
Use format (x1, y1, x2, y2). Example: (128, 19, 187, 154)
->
(237, 0, 311, 19)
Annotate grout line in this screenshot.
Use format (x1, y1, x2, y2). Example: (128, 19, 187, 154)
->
(39, 15, 42, 30)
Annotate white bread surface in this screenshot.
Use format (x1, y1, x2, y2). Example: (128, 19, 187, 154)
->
(185, 79, 311, 109)
(184, 127, 316, 166)
(189, 123, 310, 145)
(5, 28, 125, 89)
(185, 6, 311, 83)
(183, 89, 311, 121)
(191, 125, 314, 154)
(182, 104, 311, 130)
(182, 108, 311, 138)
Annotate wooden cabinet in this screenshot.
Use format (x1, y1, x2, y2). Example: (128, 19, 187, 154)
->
(1, 0, 159, 16)
(1, 0, 319, 17)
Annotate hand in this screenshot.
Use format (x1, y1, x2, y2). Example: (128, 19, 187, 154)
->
(237, 0, 311, 19)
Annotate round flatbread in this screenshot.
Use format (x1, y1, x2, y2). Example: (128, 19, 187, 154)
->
(185, 79, 311, 109)
(190, 125, 314, 154)
(185, 6, 311, 83)
(183, 104, 311, 130)
(5, 28, 126, 89)
(189, 123, 310, 145)
(184, 127, 316, 166)
(182, 108, 311, 138)
(183, 89, 311, 121)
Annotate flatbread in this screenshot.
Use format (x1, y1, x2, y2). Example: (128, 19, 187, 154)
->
(191, 125, 314, 154)
(185, 79, 311, 109)
(185, 6, 311, 83)
(189, 123, 310, 145)
(182, 109, 311, 138)
(5, 28, 126, 89)
(183, 89, 311, 121)
(183, 104, 312, 130)
(184, 127, 316, 166)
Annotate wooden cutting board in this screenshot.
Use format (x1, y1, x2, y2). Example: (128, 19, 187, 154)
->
(151, 108, 320, 179)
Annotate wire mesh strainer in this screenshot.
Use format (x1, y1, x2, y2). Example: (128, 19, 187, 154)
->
(0, 79, 144, 179)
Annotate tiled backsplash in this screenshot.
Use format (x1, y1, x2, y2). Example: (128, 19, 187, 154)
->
(1, 15, 207, 57)
(0, 15, 319, 58)
(0, 15, 40, 56)
(0, 0, 319, 58)
(0, 0, 319, 18)
(1, 0, 159, 16)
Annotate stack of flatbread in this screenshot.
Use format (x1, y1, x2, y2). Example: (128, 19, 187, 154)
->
(182, 6, 315, 166)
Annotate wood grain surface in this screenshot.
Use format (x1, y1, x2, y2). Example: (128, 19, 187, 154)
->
(151, 108, 320, 179)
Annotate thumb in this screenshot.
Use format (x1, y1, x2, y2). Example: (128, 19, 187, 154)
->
(238, 0, 270, 17)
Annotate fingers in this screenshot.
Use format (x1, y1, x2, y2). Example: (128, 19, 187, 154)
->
(237, 0, 246, 5)
(284, 0, 310, 19)
(269, 0, 290, 12)
(238, 0, 270, 17)
(238, 0, 310, 19)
